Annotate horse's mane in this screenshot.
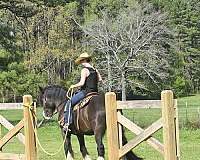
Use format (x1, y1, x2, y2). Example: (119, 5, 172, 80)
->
(42, 85, 67, 92)
(38, 85, 68, 106)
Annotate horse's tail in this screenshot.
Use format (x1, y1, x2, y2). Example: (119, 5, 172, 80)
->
(122, 127, 143, 160)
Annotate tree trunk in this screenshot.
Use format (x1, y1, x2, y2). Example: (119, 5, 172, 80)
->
(1, 91, 4, 103)
(14, 94, 16, 102)
(107, 53, 112, 92)
(121, 71, 126, 101)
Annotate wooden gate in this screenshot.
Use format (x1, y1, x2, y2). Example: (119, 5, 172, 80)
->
(0, 95, 37, 160)
(105, 90, 180, 160)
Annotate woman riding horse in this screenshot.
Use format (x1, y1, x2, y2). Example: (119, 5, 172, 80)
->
(64, 52, 103, 129)
(39, 52, 142, 160)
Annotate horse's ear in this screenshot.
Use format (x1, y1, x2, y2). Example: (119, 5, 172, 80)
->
(39, 86, 43, 92)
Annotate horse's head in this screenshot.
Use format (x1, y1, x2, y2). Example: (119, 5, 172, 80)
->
(38, 86, 57, 120)
(38, 85, 67, 120)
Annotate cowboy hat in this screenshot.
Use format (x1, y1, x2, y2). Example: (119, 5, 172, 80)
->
(75, 52, 91, 64)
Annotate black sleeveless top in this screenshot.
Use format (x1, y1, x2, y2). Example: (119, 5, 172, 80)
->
(81, 67, 98, 93)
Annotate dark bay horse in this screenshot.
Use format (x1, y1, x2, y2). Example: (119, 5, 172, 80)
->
(38, 85, 142, 160)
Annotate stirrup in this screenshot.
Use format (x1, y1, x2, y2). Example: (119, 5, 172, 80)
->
(63, 123, 71, 132)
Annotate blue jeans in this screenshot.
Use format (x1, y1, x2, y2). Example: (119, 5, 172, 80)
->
(64, 90, 86, 124)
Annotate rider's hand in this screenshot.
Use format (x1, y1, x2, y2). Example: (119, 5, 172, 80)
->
(70, 85, 75, 89)
(66, 85, 75, 98)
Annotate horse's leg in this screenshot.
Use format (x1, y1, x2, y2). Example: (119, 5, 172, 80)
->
(94, 129, 105, 160)
(62, 131, 74, 160)
(95, 132, 105, 160)
(77, 134, 91, 160)
(94, 112, 106, 160)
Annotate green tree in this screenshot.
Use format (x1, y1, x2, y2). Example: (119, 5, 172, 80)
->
(150, 0, 200, 95)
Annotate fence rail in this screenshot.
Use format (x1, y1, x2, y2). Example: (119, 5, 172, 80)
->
(0, 103, 23, 110)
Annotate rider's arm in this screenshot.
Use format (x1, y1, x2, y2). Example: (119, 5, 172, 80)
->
(96, 69, 103, 82)
(71, 68, 88, 88)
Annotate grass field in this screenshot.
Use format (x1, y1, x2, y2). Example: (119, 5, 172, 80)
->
(0, 94, 200, 160)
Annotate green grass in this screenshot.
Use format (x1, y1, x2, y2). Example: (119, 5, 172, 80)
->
(178, 94, 200, 106)
(0, 94, 200, 159)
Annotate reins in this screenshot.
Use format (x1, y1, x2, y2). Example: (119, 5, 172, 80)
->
(27, 87, 74, 156)
(37, 98, 66, 128)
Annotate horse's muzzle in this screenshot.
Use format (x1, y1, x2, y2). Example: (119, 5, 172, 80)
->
(42, 111, 52, 120)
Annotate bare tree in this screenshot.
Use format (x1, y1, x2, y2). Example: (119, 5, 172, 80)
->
(74, 3, 173, 100)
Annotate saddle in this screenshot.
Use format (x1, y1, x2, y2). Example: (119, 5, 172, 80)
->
(73, 92, 99, 111)
(59, 92, 99, 131)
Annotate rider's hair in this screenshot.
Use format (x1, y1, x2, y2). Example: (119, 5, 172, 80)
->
(86, 58, 91, 63)
(81, 58, 91, 63)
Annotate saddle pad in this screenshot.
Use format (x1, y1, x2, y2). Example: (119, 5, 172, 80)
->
(73, 95, 96, 111)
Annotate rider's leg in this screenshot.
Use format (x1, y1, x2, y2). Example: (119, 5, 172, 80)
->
(70, 90, 86, 105)
(64, 100, 73, 125)
(64, 91, 86, 125)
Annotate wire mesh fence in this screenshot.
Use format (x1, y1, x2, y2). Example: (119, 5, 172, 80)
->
(122, 102, 200, 129)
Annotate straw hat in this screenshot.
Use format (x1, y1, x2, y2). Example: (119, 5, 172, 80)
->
(75, 52, 91, 64)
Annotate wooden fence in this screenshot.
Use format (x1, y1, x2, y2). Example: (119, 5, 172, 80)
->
(0, 95, 37, 160)
(0, 103, 23, 110)
(105, 90, 180, 160)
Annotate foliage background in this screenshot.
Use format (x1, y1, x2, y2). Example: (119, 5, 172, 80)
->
(0, 0, 200, 101)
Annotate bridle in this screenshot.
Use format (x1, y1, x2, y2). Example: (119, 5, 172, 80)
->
(42, 87, 73, 120)
(42, 98, 67, 120)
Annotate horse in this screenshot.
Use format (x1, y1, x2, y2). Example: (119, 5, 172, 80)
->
(38, 85, 142, 160)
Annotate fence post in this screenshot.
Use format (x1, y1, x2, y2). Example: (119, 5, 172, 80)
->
(105, 92, 119, 160)
(161, 90, 177, 160)
(174, 100, 180, 160)
(23, 95, 37, 160)
(0, 122, 2, 152)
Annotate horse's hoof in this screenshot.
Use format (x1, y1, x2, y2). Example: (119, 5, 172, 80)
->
(67, 151, 74, 160)
(97, 157, 104, 160)
(84, 155, 91, 160)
